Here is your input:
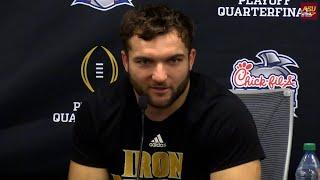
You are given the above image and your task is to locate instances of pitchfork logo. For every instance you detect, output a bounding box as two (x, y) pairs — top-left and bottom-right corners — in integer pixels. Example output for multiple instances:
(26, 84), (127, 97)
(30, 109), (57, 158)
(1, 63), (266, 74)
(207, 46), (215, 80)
(71, 0), (134, 11)
(230, 50), (300, 111)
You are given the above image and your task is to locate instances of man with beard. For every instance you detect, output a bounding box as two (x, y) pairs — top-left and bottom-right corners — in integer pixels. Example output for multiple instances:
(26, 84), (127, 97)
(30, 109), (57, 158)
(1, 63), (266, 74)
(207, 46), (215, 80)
(69, 4), (264, 180)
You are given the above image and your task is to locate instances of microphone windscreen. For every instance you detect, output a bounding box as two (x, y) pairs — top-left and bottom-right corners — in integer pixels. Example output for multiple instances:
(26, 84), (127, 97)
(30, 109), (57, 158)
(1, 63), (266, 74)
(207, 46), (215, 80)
(138, 96), (148, 110)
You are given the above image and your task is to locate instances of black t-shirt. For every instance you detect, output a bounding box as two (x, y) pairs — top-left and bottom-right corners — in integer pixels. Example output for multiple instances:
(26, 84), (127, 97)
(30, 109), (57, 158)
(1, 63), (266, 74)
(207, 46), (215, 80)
(71, 72), (265, 180)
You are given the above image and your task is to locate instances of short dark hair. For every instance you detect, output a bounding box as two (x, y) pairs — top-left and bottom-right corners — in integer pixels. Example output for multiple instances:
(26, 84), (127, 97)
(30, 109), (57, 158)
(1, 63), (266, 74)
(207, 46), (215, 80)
(120, 4), (194, 52)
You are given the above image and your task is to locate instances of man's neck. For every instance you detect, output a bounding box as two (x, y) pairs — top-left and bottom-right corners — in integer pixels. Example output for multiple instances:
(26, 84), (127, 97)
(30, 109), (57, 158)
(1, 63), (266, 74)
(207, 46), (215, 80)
(145, 81), (190, 122)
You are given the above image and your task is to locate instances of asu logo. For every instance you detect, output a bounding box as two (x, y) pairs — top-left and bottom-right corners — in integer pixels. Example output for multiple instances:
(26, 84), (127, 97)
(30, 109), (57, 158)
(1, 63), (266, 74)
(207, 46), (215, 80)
(230, 50), (300, 111)
(71, 0), (134, 11)
(81, 46), (119, 92)
(300, 2), (318, 20)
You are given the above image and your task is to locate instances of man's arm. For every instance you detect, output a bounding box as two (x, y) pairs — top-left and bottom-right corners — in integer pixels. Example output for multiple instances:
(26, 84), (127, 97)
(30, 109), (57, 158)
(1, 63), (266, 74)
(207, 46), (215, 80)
(68, 160), (109, 180)
(210, 160), (261, 180)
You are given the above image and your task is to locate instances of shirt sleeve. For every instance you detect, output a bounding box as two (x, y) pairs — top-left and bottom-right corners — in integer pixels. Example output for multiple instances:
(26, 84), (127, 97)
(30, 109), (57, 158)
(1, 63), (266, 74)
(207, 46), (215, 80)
(71, 100), (105, 168)
(207, 95), (265, 173)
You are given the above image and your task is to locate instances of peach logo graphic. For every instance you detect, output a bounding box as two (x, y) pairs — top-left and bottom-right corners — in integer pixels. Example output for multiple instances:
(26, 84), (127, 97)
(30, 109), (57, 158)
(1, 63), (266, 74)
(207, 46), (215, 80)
(230, 50), (299, 111)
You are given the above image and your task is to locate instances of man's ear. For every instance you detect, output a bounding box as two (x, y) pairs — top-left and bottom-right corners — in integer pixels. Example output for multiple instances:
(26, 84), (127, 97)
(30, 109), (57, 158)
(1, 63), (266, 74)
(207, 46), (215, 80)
(121, 50), (129, 72)
(188, 48), (196, 70)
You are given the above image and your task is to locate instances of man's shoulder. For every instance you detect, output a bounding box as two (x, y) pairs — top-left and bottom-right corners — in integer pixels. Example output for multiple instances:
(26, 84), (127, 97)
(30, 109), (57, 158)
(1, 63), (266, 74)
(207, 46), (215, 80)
(186, 72), (249, 122)
(85, 75), (131, 107)
(80, 76), (133, 126)
(189, 72), (234, 101)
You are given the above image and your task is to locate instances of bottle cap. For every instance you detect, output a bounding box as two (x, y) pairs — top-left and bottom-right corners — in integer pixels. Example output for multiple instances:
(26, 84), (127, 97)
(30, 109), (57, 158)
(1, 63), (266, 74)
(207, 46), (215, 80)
(304, 143), (316, 151)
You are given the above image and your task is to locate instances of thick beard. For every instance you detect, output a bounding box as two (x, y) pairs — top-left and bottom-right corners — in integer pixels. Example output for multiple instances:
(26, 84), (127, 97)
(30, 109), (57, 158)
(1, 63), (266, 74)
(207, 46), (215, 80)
(128, 71), (190, 109)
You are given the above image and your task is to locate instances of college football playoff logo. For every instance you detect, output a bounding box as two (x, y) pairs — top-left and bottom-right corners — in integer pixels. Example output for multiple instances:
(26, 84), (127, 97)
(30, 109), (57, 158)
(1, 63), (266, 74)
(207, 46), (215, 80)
(81, 46), (118, 92)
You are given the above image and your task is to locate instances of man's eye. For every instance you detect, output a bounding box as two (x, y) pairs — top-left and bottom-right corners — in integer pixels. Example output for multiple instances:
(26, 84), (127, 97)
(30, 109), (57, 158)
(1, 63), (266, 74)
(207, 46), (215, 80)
(168, 58), (182, 64)
(137, 59), (150, 65)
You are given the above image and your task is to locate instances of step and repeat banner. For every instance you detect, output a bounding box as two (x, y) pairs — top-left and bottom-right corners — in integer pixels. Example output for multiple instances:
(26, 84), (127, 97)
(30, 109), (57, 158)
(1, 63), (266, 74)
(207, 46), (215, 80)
(1, 0), (319, 179)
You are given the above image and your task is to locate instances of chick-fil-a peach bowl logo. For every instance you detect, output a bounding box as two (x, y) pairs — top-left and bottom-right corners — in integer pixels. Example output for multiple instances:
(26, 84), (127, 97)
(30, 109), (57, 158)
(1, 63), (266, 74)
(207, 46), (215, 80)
(230, 50), (299, 111)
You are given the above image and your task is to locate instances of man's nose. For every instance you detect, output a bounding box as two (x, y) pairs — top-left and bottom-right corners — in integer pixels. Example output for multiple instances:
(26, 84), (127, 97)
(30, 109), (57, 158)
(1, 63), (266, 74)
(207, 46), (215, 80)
(152, 63), (167, 82)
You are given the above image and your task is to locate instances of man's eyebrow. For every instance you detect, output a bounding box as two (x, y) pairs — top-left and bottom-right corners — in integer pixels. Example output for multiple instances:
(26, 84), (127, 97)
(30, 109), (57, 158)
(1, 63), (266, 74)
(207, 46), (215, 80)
(132, 54), (186, 61)
(133, 56), (152, 61)
(166, 54), (185, 59)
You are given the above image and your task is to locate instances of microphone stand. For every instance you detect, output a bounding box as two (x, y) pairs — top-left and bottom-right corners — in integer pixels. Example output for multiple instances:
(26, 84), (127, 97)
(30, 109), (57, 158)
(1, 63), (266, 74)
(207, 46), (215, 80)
(137, 96), (147, 180)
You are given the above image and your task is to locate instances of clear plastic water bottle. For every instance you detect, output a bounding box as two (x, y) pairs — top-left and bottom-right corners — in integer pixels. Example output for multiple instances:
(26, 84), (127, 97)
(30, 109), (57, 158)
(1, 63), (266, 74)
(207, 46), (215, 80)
(295, 143), (320, 180)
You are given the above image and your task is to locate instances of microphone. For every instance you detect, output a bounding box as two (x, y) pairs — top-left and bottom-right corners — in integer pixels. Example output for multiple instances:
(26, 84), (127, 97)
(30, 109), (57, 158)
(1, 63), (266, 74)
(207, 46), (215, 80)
(137, 96), (148, 180)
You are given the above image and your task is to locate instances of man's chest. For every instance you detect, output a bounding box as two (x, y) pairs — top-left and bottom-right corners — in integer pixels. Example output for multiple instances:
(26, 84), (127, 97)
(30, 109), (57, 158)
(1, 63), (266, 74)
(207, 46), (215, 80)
(102, 117), (194, 179)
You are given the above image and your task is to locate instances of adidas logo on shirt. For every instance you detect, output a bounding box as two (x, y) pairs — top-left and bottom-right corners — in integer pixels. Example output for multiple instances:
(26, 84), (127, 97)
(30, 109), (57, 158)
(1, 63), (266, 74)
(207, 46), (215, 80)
(149, 134), (167, 148)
